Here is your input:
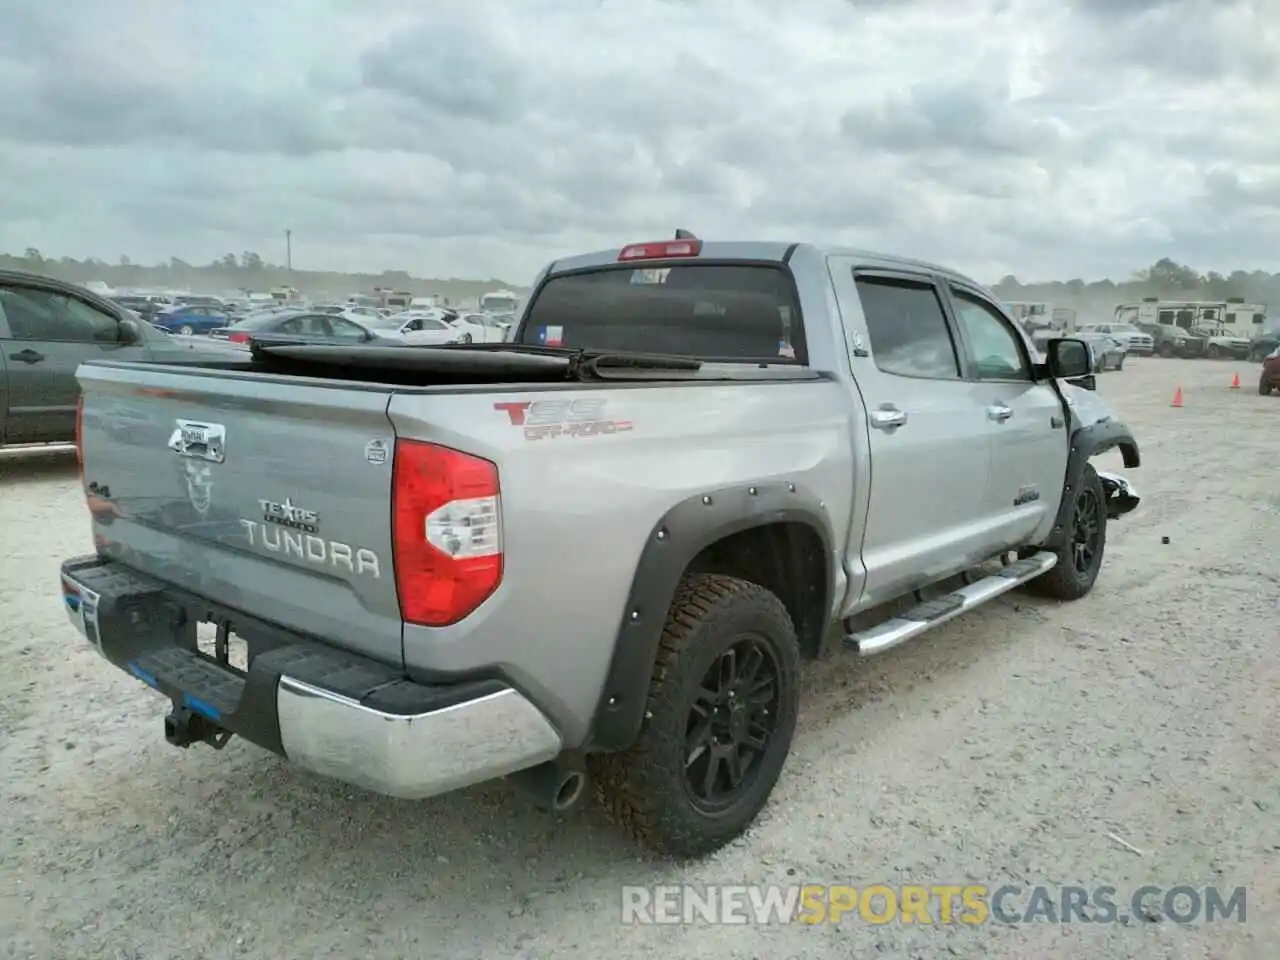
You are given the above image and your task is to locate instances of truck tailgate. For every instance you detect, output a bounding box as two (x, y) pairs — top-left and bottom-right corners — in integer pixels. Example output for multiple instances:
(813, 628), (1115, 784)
(77, 361), (404, 666)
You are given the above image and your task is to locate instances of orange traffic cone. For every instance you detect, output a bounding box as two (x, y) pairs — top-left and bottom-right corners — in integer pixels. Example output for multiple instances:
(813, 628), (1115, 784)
(1171, 386), (1183, 407)
(1230, 372), (1240, 389)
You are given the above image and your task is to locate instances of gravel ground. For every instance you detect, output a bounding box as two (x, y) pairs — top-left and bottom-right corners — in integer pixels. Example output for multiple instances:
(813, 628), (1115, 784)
(1, 357), (1276, 960)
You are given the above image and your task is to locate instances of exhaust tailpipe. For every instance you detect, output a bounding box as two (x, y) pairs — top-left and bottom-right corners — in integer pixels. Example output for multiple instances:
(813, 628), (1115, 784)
(510, 757), (588, 814)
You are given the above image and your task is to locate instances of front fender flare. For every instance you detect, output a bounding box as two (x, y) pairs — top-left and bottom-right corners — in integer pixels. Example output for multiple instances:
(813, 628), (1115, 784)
(584, 481), (835, 753)
(1046, 419), (1140, 548)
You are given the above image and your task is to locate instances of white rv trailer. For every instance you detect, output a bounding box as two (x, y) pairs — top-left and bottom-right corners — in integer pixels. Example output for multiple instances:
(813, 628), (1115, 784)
(1114, 298), (1268, 331)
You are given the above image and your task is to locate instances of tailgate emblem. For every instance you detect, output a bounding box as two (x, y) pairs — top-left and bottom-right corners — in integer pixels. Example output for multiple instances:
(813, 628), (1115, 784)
(182, 461), (213, 516)
(168, 420), (225, 463)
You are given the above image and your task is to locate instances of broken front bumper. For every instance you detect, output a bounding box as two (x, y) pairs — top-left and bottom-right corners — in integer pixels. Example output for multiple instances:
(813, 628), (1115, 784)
(1097, 471), (1140, 519)
(59, 555), (562, 800)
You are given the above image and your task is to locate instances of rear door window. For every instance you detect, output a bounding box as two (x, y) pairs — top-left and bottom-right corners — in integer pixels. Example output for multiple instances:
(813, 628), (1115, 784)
(855, 276), (961, 379)
(297, 314), (333, 336)
(0, 288), (120, 342)
(520, 264), (804, 362)
(327, 317), (367, 339)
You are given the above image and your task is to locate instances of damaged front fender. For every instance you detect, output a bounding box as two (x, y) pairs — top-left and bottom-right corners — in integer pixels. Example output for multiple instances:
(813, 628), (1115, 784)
(1044, 383), (1142, 548)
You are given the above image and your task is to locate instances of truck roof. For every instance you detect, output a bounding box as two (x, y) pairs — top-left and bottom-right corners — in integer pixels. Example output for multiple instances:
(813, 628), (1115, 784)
(544, 241), (979, 286)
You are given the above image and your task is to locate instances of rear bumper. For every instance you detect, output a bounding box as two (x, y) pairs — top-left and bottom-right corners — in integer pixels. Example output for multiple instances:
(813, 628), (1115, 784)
(59, 555), (562, 799)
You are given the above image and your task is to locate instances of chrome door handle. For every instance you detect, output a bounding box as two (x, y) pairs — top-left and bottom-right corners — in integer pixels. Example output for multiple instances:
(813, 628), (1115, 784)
(987, 404), (1014, 422)
(870, 406), (907, 431)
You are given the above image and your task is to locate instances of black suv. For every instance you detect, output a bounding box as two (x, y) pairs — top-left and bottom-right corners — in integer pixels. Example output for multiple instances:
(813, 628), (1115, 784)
(1137, 322), (1206, 358)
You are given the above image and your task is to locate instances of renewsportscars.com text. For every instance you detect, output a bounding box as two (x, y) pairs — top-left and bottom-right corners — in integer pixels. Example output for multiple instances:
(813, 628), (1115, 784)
(621, 884), (1247, 925)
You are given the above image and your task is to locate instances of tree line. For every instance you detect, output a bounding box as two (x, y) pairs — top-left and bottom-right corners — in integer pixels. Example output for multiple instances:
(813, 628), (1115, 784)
(0, 248), (529, 305)
(993, 257), (1278, 317)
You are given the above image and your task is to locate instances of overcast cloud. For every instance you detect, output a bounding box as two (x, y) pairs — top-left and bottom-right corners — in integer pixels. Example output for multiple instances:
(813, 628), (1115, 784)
(0, 0), (1277, 284)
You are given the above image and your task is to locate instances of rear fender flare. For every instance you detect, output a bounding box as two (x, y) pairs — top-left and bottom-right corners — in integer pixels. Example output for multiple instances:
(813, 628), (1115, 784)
(584, 481), (835, 752)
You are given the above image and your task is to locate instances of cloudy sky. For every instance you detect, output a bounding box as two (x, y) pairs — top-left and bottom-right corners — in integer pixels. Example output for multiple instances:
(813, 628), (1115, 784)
(0, 0), (1276, 285)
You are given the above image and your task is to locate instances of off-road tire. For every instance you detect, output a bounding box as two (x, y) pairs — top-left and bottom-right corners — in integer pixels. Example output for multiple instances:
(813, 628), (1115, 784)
(1260, 377), (1272, 396)
(1025, 463), (1107, 601)
(1207, 344), (1221, 359)
(1158, 342), (1173, 358)
(590, 573), (800, 859)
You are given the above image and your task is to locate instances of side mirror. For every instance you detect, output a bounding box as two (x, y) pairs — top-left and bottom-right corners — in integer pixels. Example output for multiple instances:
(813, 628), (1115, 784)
(118, 318), (142, 345)
(1046, 338), (1091, 379)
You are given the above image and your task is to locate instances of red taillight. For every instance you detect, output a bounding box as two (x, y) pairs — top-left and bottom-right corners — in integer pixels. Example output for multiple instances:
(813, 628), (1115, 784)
(391, 440), (502, 627)
(228, 332), (251, 344)
(75, 394), (85, 479)
(618, 239), (702, 261)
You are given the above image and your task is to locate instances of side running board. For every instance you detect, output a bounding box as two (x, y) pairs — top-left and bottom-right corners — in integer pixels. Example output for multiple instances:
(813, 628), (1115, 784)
(845, 551), (1058, 657)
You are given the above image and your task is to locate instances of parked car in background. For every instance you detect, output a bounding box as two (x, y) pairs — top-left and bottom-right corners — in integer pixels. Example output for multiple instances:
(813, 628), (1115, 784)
(209, 309), (403, 347)
(346, 303), (393, 320)
(1077, 322), (1153, 355)
(449, 312), (511, 343)
(1135, 322), (1206, 358)
(1259, 347), (1280, 395)
(152, 303), (234, 336)
(0, 270), (247, 447)
(312, 303), (387, 321)
(111, 295), (163, 323)
(1188, 325), (1251, 360)
(173, 295), (227, 311)
(1248, 321), (1280, 362)
(363, 313), (463, 345)
(486, 310), (518, 329)
(388, 306), (509, 343)
(1076, 332), (1127, 371)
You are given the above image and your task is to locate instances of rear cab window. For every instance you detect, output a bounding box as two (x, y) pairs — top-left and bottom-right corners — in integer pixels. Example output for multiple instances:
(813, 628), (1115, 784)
(519, 263), (806, 363)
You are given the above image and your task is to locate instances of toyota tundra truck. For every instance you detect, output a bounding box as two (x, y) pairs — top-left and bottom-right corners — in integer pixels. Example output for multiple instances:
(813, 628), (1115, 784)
(60, 237), (1142, 858)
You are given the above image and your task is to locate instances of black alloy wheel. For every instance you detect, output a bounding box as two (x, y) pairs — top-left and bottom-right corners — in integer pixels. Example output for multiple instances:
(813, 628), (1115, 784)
(1071, 483), (1103, 577)
(683, 637), (780, 811)
(1024, 463), (1108, 601)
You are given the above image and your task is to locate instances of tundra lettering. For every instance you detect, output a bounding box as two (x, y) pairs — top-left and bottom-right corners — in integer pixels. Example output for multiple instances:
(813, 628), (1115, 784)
(238, 519), (381, 578)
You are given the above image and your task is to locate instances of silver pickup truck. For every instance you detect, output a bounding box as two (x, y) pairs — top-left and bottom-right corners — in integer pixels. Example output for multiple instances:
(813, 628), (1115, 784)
(60, 237), (1141, 858)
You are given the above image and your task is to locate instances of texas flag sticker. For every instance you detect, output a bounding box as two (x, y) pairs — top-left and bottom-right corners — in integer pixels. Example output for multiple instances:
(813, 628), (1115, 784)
(539, 324), (564, 347)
